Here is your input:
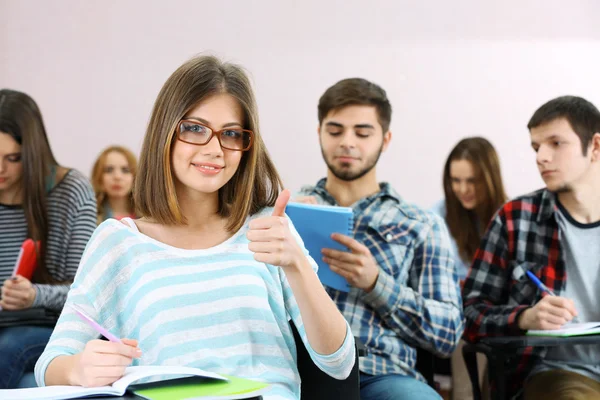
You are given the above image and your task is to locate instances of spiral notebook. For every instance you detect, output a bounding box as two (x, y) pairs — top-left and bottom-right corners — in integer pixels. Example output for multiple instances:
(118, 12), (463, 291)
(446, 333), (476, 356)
(285, 202), (354, 292)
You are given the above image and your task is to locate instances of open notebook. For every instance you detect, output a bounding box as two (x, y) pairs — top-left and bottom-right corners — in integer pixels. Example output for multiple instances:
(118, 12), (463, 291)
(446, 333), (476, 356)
(286, 202), (354, 292)
(1, 366), (269, 400)
(527, 322), (600, 337)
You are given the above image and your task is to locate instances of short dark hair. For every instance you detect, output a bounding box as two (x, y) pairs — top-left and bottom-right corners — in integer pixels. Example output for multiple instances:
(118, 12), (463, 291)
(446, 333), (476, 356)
(527, 95), (600, 155)
(318, 78), (392, 132)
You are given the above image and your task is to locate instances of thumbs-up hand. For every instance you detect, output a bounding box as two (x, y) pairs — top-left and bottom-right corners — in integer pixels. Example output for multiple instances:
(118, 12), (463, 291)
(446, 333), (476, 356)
(271, 189), (290, 217)
(247, 189), (305, 269)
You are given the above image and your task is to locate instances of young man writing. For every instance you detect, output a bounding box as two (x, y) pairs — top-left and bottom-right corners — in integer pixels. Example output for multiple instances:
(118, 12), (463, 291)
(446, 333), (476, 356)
(463, 96), (600, 399)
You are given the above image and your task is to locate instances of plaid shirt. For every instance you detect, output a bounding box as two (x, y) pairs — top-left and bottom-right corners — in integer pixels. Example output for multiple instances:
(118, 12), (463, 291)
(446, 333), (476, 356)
(299, 179), (463, 382)
(463, 188), (566, 399)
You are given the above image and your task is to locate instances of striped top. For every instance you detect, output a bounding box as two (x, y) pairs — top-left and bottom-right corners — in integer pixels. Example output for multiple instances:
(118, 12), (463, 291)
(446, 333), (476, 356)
(35, 209), (355, 399)
(0, 169), (97, 312)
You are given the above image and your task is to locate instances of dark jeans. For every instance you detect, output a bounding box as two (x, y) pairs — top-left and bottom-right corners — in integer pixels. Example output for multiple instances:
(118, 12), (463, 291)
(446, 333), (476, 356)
(0, 325), (53, 388)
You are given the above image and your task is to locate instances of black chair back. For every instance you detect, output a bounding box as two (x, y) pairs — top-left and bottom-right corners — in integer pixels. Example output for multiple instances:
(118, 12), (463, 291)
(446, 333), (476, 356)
(416, 348), (437, 387)
(290, 322), (360, 400)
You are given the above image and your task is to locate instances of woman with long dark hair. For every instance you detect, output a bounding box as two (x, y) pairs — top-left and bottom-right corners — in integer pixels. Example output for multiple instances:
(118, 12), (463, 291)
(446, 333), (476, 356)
(432, 136), (507, 400)
(432, 137), (508, 281)
(0, 89), (97, 388)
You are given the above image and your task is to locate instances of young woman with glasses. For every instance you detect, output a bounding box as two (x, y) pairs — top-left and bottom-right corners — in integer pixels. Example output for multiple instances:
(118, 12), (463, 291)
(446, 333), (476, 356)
(36, 55), (355, 399)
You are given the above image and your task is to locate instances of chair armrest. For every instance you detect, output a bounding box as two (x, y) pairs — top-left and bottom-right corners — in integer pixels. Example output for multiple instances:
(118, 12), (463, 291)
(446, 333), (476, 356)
(481, 334), (600, 348)
(355, 337), (368, 357)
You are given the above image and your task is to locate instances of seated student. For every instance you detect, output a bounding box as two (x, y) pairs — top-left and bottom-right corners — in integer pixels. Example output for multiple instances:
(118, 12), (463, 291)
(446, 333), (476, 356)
(34, 55), (355, 399)
(296, 78), (463, 400)
(431, 136), (507, 400)
(91, 146), (137, 223)
(431, 137), (508, 282)
(462, 96), (600, 400)
(0, 89), (97, 388)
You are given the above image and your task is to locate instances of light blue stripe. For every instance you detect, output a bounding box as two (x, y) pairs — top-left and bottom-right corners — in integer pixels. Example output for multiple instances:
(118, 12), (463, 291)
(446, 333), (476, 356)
(125, 291), (278, 339)
(140, 309), (283, 346)
(156, 338), (296, 368)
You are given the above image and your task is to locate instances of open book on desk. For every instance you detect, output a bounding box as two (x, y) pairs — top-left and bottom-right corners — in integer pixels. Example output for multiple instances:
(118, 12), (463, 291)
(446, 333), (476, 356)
(1, 366), (269, 400)
(285, 202), (354, 292)
(527, 322), (600, 337)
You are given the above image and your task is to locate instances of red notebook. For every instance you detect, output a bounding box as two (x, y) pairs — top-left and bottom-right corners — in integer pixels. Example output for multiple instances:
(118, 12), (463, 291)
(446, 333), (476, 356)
(12, 239), (39, 280)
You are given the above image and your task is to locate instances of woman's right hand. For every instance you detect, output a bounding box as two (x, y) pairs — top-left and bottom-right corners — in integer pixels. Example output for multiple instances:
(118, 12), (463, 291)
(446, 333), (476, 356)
(71, 338), (142, 387)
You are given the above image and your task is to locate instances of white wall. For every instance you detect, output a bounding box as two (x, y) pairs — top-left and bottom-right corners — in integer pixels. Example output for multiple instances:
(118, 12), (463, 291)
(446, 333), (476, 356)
(1, 0), (600, 207)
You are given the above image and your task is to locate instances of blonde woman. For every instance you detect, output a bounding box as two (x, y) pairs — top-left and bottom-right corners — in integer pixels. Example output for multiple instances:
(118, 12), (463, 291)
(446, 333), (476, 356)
(91, 146), (137, 223)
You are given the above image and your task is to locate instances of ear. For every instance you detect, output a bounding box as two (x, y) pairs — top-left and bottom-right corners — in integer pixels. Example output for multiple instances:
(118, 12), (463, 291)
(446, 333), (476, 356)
(382, 131), (392, 152)
(317, 124), (321, 137)
(591, 132), (600, 162)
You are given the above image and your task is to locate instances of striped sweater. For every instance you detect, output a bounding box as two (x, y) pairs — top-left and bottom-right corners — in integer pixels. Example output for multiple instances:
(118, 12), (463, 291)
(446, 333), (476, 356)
(0, 169), (97, 313)
(35, 209), (355, 399)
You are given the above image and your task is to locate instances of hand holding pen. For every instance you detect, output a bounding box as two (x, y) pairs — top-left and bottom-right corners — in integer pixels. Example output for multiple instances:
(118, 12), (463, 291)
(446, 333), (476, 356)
(518, 271), (580, 331)
(69, 304), (142, 387)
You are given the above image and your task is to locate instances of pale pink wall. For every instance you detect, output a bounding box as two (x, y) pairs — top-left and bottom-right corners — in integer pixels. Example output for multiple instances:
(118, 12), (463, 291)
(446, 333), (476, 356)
(1, 0), (599, 206)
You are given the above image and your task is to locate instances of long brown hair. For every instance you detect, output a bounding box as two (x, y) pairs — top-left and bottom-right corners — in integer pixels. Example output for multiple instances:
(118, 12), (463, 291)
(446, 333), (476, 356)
(134, 55), (282, 232)
(443, 137), (507, 262)
(91, 146), (137, 224)
(0, 89), (58, 283)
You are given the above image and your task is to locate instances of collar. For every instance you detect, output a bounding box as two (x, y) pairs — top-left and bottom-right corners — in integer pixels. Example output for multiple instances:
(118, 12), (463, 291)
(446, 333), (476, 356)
(313, 178), (402, 206)
(536, 189), (558, 223)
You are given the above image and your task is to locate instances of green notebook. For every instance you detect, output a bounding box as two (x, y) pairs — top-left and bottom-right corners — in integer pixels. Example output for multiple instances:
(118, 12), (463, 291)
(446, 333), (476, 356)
(527, 322), (600, 337)
(133, 374), (270, 400)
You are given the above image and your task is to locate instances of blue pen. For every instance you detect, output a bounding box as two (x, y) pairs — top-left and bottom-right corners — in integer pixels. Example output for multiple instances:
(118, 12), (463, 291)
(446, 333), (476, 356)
(526, 270), (579, 323)
(526, 270), (556, 296)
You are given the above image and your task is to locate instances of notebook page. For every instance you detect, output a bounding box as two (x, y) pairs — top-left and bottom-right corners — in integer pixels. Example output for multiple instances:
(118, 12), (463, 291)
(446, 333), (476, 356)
(0, 385), (116, 400)
(0, 366), (227, 400)
(528, 322), (600, 336)
(112, 366), (227, 393)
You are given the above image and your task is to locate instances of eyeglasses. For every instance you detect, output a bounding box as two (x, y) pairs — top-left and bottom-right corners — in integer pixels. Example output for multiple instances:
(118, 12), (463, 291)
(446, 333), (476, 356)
(176, 120), (253, 151)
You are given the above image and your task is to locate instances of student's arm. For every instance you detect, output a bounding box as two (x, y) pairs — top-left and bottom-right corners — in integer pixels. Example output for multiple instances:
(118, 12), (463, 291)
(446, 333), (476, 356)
(35, 222), (139, 387)
(247, 191), (355, 379)
(462, 208), (528, 341)
(279, 258), (356, 380)
(360, 215), (464, 357)
(31, 184), (97, 312)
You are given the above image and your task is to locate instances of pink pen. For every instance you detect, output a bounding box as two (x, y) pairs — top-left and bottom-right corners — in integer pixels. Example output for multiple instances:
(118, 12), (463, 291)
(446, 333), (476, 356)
(69, 304), (123, 343)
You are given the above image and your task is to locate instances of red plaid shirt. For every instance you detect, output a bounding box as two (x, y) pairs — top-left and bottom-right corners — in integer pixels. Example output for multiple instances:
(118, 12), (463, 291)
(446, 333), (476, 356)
(463, 188), (566, 399)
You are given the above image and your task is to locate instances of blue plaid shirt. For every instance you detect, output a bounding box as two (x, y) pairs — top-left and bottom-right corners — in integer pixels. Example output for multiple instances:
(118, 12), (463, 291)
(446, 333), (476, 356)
(299, 179), (463, 381)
